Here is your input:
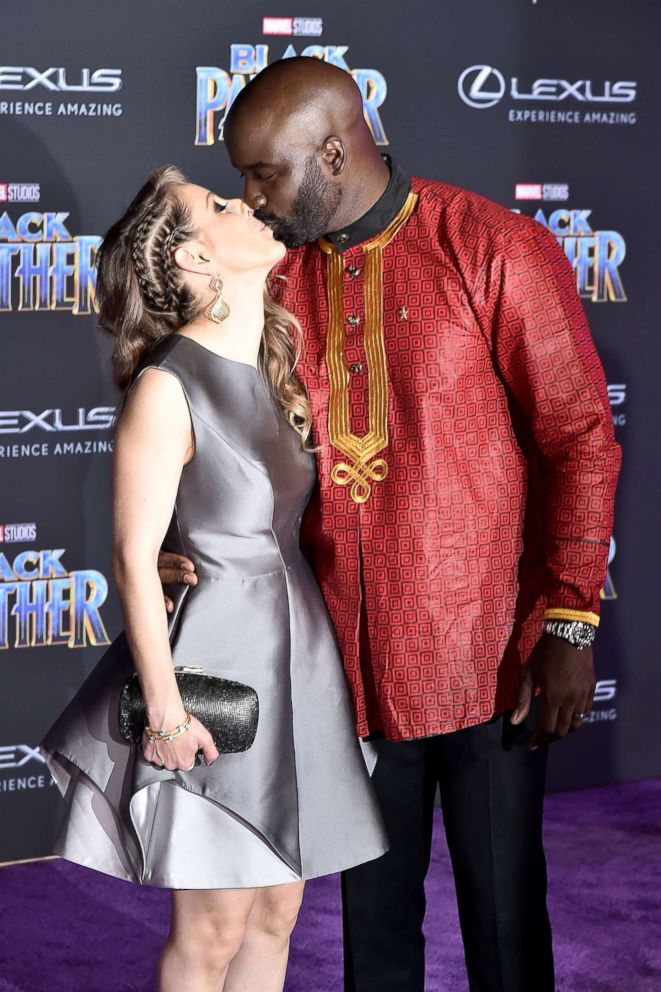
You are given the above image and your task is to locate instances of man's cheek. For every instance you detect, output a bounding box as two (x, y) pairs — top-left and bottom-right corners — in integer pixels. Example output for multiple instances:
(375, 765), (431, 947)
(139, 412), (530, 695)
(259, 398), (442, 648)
(271, 185), (297, 213)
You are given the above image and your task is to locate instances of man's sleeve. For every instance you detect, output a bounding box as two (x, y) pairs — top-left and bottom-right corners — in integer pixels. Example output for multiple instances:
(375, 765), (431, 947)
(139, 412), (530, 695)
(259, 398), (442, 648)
(488, 215), (621, 623)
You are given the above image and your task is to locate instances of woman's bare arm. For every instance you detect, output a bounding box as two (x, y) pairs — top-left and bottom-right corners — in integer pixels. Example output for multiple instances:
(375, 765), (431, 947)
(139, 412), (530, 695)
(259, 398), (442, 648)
(113, 367), (218, 769)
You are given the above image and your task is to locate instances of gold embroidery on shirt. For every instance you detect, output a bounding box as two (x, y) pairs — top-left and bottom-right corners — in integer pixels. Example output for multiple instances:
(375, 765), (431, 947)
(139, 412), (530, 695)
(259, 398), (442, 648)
(319, 191), (419, 504)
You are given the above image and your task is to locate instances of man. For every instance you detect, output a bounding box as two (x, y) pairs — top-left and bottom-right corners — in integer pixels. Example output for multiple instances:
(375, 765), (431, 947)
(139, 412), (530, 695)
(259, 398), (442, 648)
(159, 57), (620, 991)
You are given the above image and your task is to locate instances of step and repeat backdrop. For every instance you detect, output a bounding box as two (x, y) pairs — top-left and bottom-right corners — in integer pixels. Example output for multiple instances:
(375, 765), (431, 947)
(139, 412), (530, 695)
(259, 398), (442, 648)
(1, 0), (659, 862)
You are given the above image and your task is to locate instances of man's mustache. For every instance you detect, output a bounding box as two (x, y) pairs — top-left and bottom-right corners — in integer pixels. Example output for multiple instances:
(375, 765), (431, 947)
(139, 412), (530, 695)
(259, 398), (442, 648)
(253, 207), (306, 248)
(253, 208), (300, 247)
(253, 208), (282, 227)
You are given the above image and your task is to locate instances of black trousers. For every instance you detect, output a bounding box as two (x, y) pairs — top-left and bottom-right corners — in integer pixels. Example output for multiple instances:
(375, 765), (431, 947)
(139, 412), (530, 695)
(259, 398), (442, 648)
(341, 713), (554, 992)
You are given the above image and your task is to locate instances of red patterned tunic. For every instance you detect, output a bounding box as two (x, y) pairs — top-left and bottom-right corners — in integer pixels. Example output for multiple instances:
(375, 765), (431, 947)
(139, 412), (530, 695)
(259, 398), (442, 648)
(273, 173), (621, 741)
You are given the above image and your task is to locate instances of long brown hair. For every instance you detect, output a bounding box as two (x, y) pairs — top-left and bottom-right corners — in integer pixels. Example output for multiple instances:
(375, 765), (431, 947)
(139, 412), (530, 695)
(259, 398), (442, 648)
(95, 165), (313, 447)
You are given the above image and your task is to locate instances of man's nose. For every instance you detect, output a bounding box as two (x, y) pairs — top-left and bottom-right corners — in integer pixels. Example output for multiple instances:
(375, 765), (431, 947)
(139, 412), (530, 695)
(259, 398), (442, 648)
(250, 192), (267, 211)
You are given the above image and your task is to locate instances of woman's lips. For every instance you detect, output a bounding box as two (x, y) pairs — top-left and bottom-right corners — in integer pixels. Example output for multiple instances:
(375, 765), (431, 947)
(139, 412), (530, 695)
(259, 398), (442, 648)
(250, 214), (275, 236)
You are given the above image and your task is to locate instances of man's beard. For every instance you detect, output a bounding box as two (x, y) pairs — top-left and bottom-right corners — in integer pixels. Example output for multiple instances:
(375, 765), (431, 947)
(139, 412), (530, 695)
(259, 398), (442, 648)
(254, 155), (342, 249)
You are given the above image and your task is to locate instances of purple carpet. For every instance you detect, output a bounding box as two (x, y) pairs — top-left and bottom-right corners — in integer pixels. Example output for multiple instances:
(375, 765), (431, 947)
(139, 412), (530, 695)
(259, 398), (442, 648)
(1, 780), (659, 991)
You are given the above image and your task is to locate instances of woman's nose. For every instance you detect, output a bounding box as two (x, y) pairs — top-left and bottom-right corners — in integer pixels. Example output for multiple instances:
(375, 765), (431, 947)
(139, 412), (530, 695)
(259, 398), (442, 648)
(225, 197), (246, 215)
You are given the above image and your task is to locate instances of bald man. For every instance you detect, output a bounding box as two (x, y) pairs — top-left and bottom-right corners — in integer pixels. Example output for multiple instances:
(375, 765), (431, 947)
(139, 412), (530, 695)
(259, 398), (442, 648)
(159, 58), (620, 992)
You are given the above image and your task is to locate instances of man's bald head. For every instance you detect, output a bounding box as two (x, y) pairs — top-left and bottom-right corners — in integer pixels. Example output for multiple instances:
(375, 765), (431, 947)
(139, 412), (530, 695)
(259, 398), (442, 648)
(224, 57), (388, 248)
(225, 56), (366, 148)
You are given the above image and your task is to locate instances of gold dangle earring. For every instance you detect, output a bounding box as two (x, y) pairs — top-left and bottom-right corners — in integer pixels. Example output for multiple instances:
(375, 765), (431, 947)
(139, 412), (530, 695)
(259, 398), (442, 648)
(205, 273), (230, 323)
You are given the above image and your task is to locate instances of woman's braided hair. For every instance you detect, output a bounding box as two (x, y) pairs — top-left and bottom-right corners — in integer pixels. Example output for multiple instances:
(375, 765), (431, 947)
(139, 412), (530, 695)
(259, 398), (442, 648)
(95, 165), (313, 448)
(96, 166), (197, 389)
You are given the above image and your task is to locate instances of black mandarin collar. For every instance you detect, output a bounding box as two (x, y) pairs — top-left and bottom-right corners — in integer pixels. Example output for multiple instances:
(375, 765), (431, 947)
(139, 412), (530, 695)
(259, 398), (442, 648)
(322, 156), (412, 252)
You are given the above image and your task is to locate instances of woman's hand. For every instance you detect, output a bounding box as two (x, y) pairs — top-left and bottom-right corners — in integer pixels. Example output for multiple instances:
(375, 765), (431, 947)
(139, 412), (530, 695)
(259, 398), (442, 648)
(142, 712), (220, 771)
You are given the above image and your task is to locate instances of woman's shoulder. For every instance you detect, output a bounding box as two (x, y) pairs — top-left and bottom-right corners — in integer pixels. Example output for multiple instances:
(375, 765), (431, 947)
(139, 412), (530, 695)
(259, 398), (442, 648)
(120, 334), (193, 417)
(114, 361), (193, 468)
(129, 334), (198, 396)
(134, 332), (187, 377)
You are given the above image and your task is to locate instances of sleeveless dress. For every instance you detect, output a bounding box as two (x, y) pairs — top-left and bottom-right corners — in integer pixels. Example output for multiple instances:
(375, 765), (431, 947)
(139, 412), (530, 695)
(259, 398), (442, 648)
(41, 334), (388, 888)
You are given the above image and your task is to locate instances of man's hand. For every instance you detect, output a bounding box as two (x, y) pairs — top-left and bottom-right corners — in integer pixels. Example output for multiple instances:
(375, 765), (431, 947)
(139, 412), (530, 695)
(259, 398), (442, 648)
(157, 550), (198, 613)
(511, 634), (596, 749)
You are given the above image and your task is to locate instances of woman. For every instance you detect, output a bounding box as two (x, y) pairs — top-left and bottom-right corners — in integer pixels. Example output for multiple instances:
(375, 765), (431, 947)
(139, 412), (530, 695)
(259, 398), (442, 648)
(41, 165), (388, 992)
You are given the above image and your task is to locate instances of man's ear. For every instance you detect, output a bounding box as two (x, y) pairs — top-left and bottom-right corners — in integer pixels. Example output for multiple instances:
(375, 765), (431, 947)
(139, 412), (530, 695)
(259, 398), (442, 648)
(173, 241), (213, 277)
(321, 136), (346, 176)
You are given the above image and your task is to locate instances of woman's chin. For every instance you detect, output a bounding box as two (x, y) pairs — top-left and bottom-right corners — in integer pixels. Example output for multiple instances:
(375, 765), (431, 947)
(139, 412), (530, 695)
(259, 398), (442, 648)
(271, 239), (287, 263)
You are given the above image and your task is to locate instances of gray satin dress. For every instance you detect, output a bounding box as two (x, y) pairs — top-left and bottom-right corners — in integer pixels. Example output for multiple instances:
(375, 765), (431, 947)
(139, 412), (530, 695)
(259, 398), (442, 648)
(41, 334), (388, 888)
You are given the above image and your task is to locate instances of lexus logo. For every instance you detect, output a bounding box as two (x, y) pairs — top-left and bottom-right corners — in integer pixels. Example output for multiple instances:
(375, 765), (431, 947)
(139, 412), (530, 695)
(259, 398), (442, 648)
(457, 65), (506, 108)
(0, 744), (46, 769)
(458, 66), (636, 110)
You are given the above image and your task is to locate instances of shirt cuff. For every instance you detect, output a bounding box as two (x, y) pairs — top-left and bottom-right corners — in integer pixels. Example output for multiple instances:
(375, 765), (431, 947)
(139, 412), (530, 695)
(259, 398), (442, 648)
(543, 607), (600, 627)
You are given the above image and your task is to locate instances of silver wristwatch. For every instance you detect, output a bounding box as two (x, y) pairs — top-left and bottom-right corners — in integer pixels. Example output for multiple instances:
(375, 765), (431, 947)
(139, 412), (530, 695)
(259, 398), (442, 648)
(543, 619), (596, 650)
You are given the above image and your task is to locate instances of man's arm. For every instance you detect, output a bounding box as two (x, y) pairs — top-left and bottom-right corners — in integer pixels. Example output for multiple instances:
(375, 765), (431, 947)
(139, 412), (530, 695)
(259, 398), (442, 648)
(482, 213), (621, 746)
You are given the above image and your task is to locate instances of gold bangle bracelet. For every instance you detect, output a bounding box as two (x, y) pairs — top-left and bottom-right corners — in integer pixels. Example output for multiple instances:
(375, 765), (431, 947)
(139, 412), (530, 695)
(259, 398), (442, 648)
(145, 712), (192, 743)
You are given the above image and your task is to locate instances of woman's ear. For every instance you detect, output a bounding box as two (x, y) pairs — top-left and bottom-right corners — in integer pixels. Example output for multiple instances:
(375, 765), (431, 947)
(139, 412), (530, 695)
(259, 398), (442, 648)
(173, 241), (213, 277)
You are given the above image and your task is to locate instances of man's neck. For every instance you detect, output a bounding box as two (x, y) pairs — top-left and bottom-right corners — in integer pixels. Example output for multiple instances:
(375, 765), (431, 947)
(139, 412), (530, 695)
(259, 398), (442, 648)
(321, 156), (412, 252)
(329, 154), (390, 232)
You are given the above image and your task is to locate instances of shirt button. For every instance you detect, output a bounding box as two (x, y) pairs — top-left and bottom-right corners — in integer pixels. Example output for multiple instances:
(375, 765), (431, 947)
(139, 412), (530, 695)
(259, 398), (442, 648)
(347, 315), (359, 326)
(350, 363), (364, 374)
(347, 265), (360, 278)
(337, 232), (349, 244)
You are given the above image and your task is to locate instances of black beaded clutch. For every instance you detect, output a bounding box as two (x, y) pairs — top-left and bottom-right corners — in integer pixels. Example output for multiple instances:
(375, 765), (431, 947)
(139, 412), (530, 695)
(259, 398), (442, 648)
(117, 582), (258, 753)
(118, 668), (259, 752)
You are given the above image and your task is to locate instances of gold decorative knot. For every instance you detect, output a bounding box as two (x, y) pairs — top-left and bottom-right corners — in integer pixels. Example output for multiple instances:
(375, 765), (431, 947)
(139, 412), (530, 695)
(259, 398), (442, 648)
(318, 190), (419, 506)
(331, 457), (389, 504)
